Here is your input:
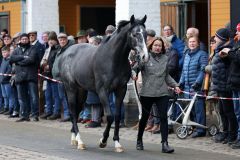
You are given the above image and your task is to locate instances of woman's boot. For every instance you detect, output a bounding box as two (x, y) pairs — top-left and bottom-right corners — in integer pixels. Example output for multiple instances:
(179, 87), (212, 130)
(162, 141), (174, 153)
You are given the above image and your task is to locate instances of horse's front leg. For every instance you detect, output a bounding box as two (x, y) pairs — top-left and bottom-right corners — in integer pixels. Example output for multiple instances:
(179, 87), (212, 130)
(97, 89), (113, 149)
(112, 86), (127, 152)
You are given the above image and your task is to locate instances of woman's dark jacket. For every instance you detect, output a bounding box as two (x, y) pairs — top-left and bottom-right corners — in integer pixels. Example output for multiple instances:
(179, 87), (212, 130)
(166, 47), (179, 81)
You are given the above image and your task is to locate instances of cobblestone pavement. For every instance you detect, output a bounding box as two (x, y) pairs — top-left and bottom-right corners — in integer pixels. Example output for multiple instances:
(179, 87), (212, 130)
(0, 145), (67, 160)
(0, 115), (239, 158)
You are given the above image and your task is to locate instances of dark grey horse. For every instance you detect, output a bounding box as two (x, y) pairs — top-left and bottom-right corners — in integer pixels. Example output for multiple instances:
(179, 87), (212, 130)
(59, 15), (149, 152)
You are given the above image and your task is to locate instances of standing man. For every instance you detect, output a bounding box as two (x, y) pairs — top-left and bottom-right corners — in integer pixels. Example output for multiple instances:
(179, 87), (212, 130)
(28, 31), (45, 116)
(10, 33), (39, 122)
(52, 33), (74, 122)
(28, 31), (45, 64)
(219, 23), (240, 149)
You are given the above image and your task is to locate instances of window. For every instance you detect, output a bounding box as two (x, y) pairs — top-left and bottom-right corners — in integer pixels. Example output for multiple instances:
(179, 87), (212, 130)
(0, 12), (9, 33)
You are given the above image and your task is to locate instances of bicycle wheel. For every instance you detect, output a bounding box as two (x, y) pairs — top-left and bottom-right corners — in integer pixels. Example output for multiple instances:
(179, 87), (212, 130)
(208, 124), (218, 136)
(176, 126), (188, 139)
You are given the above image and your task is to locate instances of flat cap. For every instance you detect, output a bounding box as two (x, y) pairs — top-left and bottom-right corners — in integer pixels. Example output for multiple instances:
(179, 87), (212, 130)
(57, 33), (68, 38)
(28, 30), (37, 35)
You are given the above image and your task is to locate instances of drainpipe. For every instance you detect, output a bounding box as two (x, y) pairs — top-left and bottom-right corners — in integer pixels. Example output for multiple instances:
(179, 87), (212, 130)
(207, 0), (210, 53)
(21, 0), (26, 33)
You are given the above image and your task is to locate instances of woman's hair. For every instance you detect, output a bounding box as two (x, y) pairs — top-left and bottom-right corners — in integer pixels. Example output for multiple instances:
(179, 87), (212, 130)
(160, 36), (172, 48)
(148, 37), (166, 54)
(187, 36), (200, 45)
(163, 24), (174, 32)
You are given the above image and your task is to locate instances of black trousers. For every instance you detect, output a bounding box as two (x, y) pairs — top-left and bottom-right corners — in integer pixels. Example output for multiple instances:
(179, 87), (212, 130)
(218, 91), (238, 139)
(137, 96), (169, 143)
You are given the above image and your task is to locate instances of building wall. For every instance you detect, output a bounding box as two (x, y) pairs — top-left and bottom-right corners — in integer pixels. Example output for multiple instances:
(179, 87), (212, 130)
(116, 0), (161, 36)
(26, 0), (59, 34)
(59, 0), (115, 36)
(0, 1), (21, 36)
(210, 0), (230, 36)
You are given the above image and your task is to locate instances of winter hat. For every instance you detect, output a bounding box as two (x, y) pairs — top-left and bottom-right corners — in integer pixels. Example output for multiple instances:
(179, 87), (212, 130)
(20, 33), (29, 39)
(236, 23), (240, 32)
(215, 28), (230, 41)
(48, 31), (58, 41)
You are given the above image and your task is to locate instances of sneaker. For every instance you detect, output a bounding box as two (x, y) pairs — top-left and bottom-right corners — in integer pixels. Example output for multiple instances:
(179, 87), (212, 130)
(85, 121), (101, 128)
(32, 117), (39, 122)
(47, 114), (61, 120)
(16, 117), (30, 122)
(40, 113), (52, 119)
(9, 113), (19, 118)
(231, 140), (240, 149)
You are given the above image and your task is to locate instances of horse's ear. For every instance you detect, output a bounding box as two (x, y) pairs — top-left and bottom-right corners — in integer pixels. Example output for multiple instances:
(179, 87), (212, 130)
(130, 15), (135, 24)
(140, 15), (147, 24)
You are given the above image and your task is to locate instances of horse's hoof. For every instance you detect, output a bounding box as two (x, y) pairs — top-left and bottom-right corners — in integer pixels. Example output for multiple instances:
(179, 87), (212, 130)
(71, 140), (78, 146)
(78, 144), (86, 150)
(115, 147), (124, 153)
(99, 141), (107, 148)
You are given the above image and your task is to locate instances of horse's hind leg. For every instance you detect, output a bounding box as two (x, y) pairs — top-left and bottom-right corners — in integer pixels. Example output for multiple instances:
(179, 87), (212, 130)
(65, 86), (86, 150)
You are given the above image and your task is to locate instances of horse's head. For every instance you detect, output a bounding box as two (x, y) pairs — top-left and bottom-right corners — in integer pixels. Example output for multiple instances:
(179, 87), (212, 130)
(128, 15), (149, 63)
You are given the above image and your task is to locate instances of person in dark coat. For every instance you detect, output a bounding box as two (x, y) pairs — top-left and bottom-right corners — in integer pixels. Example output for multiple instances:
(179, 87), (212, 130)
(9, 33), (39, 122)
(211, 28), (238, 144)
(218, 24), (240, 149)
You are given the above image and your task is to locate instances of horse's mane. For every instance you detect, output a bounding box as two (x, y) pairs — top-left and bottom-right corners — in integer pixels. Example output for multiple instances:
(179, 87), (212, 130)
(102, 17), (146, 44)
(117, 20), (130, 33)
(117, 19), (146, 33)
